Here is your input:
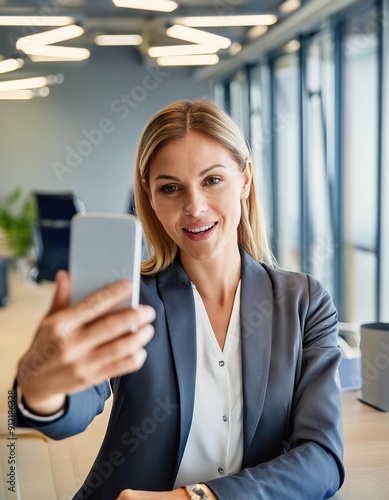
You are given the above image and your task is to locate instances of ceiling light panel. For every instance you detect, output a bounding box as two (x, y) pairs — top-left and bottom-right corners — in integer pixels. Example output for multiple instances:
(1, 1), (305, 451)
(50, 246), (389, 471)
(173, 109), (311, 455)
(178, 15), (278, 27)
(112, 0), (178, 12)
(167, 25), (231, 49)
(95, 34), (143, 46)
(280, 0), (302, 14)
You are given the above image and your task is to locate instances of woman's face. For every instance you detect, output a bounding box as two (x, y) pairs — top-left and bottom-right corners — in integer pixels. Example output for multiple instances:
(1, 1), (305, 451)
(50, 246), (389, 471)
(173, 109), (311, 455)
(146, 131), (251, 263)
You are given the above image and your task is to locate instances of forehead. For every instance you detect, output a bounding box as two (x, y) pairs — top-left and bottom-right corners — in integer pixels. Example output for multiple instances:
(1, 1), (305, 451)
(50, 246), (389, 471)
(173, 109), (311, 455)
(149, 132), (236, 175)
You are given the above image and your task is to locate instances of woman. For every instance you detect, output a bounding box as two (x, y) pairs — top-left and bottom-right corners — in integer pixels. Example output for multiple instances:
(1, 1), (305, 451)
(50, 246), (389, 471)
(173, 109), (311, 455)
(16, 100), (344, 500)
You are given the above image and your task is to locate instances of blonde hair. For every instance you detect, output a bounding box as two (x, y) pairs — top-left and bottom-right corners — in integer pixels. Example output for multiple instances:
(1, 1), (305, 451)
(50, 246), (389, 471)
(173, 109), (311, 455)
(134, 99), (275, 275)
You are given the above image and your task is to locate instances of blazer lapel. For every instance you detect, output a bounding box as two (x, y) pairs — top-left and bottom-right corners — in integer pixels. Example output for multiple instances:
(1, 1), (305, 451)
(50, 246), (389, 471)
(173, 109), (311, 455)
(157, 259), (197, 475)
(240, 250), (274, 455)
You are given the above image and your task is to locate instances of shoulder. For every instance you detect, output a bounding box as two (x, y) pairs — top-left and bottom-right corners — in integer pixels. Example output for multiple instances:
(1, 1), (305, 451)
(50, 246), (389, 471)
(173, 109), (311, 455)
(242, 250), (335, 317)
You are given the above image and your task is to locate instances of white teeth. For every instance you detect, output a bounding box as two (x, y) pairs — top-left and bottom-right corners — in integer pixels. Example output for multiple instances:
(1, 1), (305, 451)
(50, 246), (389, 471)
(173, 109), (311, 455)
(186, 223), (215, 233)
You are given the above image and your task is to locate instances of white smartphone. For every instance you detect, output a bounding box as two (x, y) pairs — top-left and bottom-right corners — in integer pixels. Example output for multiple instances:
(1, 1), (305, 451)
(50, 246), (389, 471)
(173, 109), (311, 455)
(69, 213), (142, 308)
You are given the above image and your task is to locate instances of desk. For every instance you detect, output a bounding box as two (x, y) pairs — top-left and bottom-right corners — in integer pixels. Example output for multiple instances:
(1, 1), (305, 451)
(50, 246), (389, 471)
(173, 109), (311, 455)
(333, 391), (389, 499)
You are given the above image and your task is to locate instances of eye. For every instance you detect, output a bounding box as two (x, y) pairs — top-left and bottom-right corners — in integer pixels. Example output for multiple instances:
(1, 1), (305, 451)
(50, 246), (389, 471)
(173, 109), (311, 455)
(160, 184), (179, 194)
(205, 176), (221, 185)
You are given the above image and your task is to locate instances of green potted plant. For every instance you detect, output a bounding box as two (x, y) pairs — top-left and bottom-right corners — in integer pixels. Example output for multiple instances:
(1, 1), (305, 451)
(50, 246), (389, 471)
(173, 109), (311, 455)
(0, 188), (36, 258)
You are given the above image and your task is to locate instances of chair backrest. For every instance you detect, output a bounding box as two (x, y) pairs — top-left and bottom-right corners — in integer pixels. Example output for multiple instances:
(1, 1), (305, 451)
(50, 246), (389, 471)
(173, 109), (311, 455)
(31, 192), (85, 282)
(34, 192), (84, 224)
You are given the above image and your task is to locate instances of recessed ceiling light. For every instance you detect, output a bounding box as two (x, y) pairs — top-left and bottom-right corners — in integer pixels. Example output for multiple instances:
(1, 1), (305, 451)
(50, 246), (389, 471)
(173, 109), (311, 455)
(156, 54), (219, 66)
(247, 25), (268, 40)
(112, 0), (178, 12)
(284, 39), (301, 53)
(279, 0), (301, 14)
(95, 34), (143, 46)
(229, 42), (242, 56)
(148, 44), (219, 57)
(177, 15), (278, 27)
(167, 25), (231, 49)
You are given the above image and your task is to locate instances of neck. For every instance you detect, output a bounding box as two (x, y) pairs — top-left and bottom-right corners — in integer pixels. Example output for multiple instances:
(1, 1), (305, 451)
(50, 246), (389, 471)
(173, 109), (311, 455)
(180, 246), (241, 304)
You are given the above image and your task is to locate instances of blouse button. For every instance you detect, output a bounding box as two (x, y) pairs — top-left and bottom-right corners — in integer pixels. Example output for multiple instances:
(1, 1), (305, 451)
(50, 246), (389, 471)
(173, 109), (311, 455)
(219, 361), (225, 367)
(218, 467), (224, 475)
(222, 415), (228, 422)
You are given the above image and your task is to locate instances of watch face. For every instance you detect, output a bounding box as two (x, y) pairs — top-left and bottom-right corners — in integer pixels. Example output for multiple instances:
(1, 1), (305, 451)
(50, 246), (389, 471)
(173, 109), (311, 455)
(192, 486), (207, 499)
(189, 484), (209, 500)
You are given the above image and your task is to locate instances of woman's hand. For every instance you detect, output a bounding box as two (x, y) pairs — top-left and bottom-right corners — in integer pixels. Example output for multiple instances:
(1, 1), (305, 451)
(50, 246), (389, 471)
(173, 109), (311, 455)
(116, 486), (216, 500)
(17, 270), (155, 416)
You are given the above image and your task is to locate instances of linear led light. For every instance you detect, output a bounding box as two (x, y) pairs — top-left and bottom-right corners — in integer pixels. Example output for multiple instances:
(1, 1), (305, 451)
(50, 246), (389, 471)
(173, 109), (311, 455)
(284, 39), (301, 53)
(16, 25), (84, 49)
(156, 54), (219, 66)
(247, 25), (268, 40)
(0, 58), (24, 74)
(148, 44), (219, 57)
(23, 46), (90, 61)
(95, 34), (143, 46)
(0, 16), (74, 26)
(166, 25), (231, 49)
(178, 15), (278, 27)
(0, 90), (34, 100)
(279, 0), (301, 14)
(28, 55), (84, 62)
(0, 76), (48, 91)
(229, 42), (242, 56)
(112, 0), (178, 12)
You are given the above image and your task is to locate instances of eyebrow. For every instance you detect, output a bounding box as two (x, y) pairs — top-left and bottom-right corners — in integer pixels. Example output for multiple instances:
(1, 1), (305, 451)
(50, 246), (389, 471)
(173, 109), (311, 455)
(153, 164), (227, 182)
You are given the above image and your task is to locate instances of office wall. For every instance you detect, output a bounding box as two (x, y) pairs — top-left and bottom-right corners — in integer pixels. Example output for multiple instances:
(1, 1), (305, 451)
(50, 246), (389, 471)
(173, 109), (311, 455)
(0, 47), (209, 212)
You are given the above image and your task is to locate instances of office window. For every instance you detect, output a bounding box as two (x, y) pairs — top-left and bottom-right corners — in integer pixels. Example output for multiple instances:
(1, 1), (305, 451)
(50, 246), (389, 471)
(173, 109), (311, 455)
(229, 70), (250, 139)
(274, 53), (300, 271)
(343, 4), (379, 322)
(304, 31), (336, 295)
(213, 82), (226, 110)
(249, 64), (273, 229)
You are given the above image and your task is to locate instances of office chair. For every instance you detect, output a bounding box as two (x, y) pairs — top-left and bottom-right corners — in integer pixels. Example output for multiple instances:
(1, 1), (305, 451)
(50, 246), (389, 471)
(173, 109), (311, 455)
(31, 192), (85, 283)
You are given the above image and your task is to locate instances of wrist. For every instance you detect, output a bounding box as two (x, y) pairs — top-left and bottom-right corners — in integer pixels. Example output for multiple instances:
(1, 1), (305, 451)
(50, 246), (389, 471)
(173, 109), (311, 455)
(19, 389), (66, 417)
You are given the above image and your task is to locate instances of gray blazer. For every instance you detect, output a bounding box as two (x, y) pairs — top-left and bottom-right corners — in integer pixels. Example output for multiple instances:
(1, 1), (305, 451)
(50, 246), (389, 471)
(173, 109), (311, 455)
(16, 249), (344, 499)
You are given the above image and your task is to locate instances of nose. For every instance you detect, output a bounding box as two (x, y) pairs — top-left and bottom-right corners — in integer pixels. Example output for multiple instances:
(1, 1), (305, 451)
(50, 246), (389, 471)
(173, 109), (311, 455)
(183, 188), (207, 217)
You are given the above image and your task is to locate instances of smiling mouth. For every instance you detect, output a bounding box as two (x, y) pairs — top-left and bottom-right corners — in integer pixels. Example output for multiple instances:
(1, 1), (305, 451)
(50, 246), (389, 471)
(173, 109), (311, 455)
(183, 223), (216, 234)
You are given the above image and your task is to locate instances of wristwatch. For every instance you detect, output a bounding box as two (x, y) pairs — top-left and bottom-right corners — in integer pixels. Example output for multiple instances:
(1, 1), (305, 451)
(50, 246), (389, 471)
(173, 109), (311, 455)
(185, 484), (209, 499)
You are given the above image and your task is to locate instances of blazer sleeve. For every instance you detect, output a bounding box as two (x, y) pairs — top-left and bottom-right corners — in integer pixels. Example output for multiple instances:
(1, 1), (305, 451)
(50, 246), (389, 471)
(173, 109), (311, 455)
(206, 274), (345, 500)
(15, 381), (110, 440)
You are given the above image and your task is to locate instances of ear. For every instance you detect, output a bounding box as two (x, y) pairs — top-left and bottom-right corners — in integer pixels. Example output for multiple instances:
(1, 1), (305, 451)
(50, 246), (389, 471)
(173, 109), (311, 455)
(142, 178), (156, 211)
(241, 159), (253, 199)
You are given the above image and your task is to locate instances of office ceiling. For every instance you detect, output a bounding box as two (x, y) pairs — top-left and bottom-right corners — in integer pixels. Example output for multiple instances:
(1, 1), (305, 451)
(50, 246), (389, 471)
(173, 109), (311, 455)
(0, 0), (297, 76)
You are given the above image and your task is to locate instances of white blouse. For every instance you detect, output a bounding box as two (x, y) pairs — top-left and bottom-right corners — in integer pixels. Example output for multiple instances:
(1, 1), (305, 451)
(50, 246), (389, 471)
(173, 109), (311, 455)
(174, 281), (244, 488)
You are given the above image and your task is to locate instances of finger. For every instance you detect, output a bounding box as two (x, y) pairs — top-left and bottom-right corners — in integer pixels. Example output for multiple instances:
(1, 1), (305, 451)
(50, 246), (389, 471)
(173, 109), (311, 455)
(102, 349), (148, 380)
(51, 280), (134, 335)
(87, 324), (154, 368)
(69, 305), (156, 356)
(48, 271), (71, 315)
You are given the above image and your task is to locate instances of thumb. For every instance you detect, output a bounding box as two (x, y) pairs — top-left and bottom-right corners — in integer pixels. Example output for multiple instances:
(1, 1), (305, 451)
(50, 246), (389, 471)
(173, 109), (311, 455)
(48, 270), (71, 314)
